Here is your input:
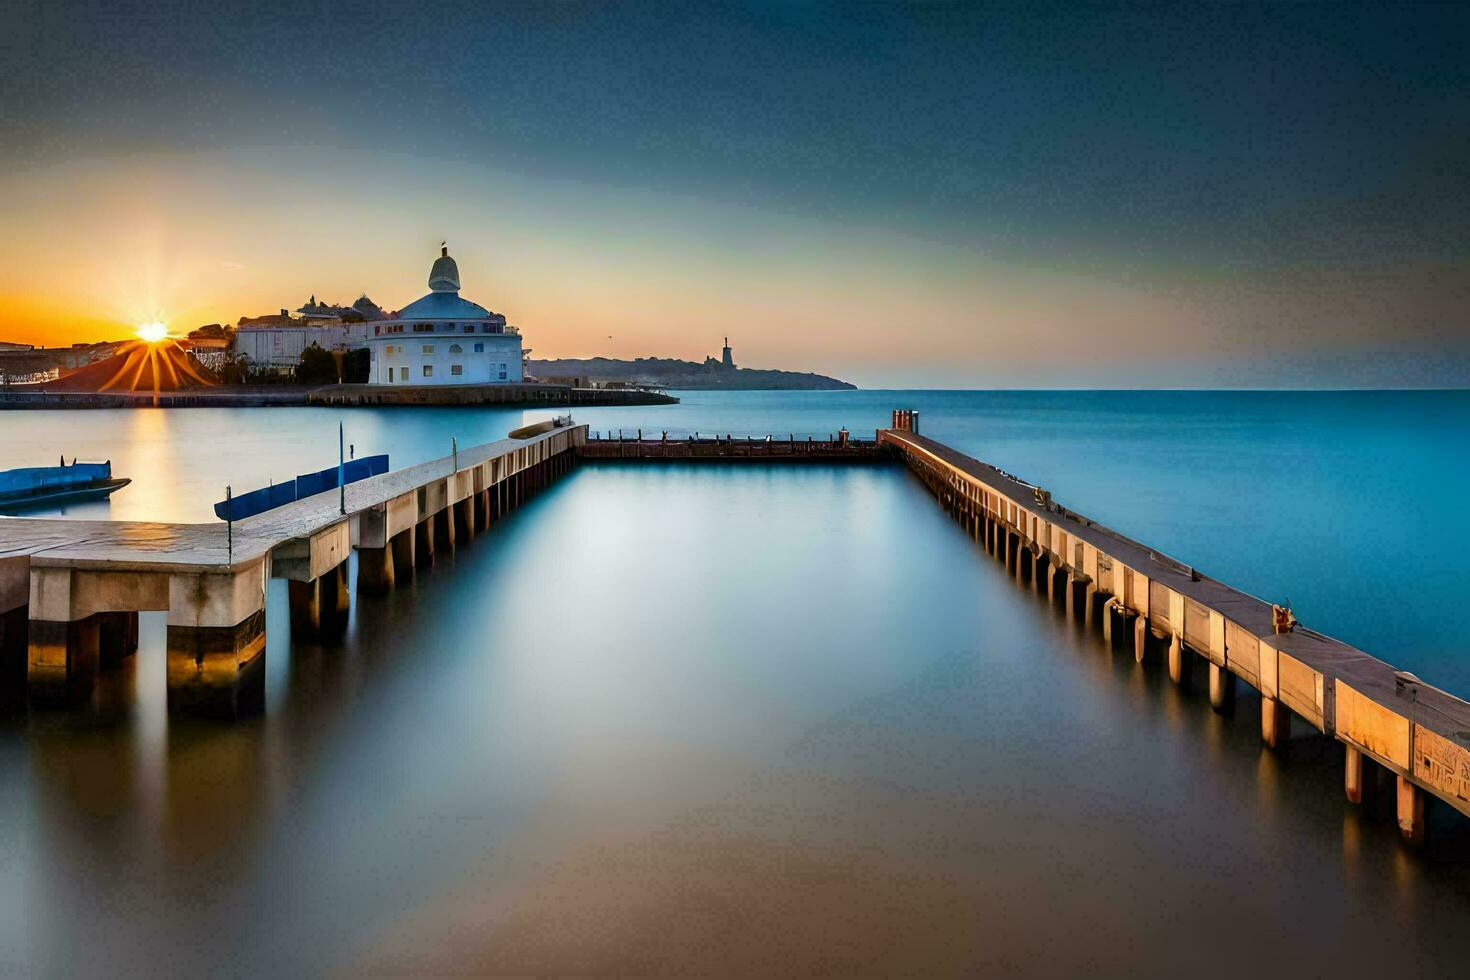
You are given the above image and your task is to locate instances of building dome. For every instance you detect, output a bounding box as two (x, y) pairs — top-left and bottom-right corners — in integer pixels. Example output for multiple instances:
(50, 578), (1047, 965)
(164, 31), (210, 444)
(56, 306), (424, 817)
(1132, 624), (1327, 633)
(428, 244), (461, 293)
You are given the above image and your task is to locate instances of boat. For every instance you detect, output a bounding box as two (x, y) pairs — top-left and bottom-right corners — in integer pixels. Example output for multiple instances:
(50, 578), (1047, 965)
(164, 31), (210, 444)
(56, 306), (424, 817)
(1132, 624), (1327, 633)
(0, 460), (130, 512)
(213, 453), (389, 521)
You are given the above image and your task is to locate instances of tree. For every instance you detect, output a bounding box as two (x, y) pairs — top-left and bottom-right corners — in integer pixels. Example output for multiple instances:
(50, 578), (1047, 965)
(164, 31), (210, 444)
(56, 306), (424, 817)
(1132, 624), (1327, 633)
(342, 347), (371, 383)
(296, 343), (339, 385)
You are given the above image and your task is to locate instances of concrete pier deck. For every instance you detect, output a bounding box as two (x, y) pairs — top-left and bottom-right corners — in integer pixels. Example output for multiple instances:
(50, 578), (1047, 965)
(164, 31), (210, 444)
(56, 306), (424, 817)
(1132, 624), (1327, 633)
(878, 424), (1470, 839)
(0, 424), (586, 713)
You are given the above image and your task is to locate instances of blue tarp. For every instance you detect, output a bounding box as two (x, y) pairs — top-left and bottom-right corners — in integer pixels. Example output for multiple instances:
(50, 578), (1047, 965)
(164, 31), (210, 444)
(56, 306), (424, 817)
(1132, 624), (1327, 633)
(0, 462), (111, 496)
(213, 454), (389, 521)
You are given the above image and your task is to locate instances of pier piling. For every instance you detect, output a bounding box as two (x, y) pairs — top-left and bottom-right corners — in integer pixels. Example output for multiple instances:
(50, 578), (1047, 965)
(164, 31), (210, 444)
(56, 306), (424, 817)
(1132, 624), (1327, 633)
(1208, 661), (1234, 714)
(1167, 630), (1184, 678)
(1397, 776), (1426, 843)
(1261, 696), (1291, 749)
(1344, 745), (1366, 804)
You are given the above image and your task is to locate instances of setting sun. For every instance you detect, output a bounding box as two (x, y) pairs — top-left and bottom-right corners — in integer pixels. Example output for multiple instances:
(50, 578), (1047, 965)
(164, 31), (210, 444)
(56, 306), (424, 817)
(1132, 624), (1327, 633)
(135, 321), (168, 343)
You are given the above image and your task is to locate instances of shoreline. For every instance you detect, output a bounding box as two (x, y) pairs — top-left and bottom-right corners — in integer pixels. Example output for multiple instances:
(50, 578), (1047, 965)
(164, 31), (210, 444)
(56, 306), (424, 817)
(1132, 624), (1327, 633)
(0, 382), (678, 409)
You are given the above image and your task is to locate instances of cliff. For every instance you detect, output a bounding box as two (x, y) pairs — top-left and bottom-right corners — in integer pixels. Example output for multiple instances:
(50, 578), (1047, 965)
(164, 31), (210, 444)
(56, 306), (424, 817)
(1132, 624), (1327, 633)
(529, 356), (855, 390)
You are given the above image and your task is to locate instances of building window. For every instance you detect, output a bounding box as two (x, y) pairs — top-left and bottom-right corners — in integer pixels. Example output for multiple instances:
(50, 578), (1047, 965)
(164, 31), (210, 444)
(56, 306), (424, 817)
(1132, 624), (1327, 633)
(399, 366), (408, 380)
(464, 324), (474, 333)
(473, 342), (483, 352)
(422, 344), (435, 354)
(499, 370), (507, 380)
(423, 365), (433, 378)
(448, 344), (463, 353)
(450, 364), (463, 376)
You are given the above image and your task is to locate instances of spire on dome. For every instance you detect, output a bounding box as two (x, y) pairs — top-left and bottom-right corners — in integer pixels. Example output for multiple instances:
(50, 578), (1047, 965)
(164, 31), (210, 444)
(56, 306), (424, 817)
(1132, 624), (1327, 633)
(428, 243), (461, 293)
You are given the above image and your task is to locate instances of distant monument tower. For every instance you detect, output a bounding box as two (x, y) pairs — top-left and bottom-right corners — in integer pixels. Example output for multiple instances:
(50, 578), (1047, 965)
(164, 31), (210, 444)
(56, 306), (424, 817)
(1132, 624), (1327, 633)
(721, 336), (735, 369)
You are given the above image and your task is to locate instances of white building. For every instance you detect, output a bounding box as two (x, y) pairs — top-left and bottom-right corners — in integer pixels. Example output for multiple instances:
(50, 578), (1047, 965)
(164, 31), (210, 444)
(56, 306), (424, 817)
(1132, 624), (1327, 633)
(367, 246), (523, 385)
(235, 316), (374, 370)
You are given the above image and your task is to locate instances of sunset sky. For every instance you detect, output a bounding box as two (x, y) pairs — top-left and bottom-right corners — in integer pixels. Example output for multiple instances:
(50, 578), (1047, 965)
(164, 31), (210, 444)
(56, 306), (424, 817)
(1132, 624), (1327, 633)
(1, 2), (1466, 387)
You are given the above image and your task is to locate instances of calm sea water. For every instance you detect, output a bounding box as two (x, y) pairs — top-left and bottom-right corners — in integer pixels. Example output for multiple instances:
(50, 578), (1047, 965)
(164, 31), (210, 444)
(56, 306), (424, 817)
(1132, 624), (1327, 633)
(1, 391), (1468, 975)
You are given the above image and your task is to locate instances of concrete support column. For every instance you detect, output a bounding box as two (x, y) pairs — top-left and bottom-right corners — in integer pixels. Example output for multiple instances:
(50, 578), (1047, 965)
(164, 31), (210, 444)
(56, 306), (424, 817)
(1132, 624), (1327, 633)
(1135, 616), (1150, 665)
(1396, 775), (1425, 844)
(1102, 599), (1117, 645)
(167, 609), (265, 717)
(391, 525), (416, 579)
(415, 517), (436, 568)
(1083, 584), (1101, 627)
(165, 564), (267, 717)
(357, 545), (395, 595)
(97, 610), (139, 666)
(475, 489), (490, 532)
(1164, 631), (1187, 687)
(322, 562), (349, 628)
(1209, 662), (1235, 714)
(28, 616), (100, 706)
(289, 562), (348, 639)
(1261, 696), (1290, 749)
(434, 507), (456, 554)
(455, 497), (474, 540)
(0, 604), (25, 699)
(289, 578), (322, 636)
(1344, 745), (1366, 804)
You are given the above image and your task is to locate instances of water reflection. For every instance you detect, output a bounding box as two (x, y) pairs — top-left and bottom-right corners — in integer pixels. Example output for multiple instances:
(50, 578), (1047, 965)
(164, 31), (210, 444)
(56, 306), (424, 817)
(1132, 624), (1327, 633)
(0, 463), (1467, 975)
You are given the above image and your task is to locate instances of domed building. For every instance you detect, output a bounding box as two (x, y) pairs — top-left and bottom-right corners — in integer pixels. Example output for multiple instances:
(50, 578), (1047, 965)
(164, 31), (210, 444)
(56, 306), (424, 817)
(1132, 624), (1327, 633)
(366, 246), (523, 385)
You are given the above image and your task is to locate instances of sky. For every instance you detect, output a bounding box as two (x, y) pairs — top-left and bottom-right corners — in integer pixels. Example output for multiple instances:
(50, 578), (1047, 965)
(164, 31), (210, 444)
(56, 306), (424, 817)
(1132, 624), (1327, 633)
(0, 1), (1466, 387)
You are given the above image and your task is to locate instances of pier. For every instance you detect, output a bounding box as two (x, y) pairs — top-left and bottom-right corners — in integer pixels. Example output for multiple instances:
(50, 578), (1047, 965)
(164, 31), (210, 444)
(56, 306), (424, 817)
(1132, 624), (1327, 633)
(876, 411), (1470, 844)
(580, 430), (882, 461)
(0, 424), (584, 714)
(2, 410), (1467, 844)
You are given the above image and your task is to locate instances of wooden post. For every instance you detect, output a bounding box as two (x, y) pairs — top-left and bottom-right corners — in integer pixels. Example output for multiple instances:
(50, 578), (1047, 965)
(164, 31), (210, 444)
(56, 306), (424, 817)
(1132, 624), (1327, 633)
(1344, 745), (1365, 804)
(1166, 631), (1182, 681)
(1396, 775), (1425, 844)
(1261, 696), (1290, 749)
(1209, 662), (1234, 714)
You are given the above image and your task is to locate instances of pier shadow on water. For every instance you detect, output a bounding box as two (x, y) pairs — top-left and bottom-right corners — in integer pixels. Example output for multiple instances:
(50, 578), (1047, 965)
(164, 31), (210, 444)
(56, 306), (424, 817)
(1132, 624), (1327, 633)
(1, 462), (1468, 976)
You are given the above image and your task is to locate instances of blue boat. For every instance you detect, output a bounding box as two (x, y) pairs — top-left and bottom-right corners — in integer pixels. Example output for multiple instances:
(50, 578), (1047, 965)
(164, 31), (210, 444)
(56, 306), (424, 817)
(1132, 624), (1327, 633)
(214, 454), (390, 521)
(0, 460), (130, 512)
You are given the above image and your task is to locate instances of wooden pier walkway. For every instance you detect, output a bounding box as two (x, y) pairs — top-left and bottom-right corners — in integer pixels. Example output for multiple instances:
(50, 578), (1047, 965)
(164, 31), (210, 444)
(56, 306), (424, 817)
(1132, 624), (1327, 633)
(877, 419), (1470, 842)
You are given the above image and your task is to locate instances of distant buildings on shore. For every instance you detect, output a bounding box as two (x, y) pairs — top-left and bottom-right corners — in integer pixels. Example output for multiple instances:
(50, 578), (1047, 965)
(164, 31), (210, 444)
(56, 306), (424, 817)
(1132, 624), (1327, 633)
(232, 245), (525, 383)
(704, 337), (737, 370)
(0, 341), (125, 385)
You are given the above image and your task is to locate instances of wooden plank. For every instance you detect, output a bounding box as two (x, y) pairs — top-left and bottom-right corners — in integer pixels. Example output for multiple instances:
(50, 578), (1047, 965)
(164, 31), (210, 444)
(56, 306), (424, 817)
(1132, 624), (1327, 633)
(1184, 598), (1210, 654)
(1228, 623), (1261, 687)
(1149, 579), (1171, 630)
(1413, 725), (1470, 816)
(1336, 680), (1411, 772)
(1278, 653), (1325, 731)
